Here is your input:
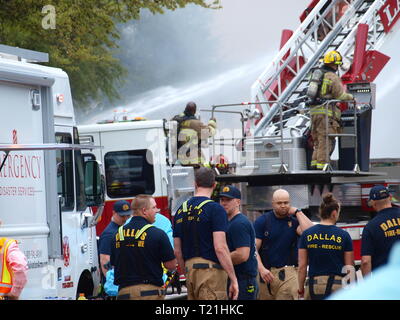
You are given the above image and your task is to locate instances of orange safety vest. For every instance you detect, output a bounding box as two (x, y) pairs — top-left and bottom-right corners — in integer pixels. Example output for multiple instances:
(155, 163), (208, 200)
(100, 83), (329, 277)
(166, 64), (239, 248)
(0, 238), (16, 295)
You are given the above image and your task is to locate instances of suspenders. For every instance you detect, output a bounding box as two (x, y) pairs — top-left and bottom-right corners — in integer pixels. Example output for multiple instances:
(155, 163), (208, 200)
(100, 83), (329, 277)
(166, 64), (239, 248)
(181, 199), (213, 257)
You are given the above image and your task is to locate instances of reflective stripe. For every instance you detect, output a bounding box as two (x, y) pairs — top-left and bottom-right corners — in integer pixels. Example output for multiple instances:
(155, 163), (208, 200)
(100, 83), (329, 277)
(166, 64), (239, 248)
(118, 224), (154, 242)
(0, 238), (15, 294)
(182, 201), (188, 212)
(182, 199), (213, 215)
(135, 224), (154, 240)
(320, 78), (332, 96)
(310, 160), (317, 167)
(310, 106), (333, 116)
(316, 163), (327, 169)
(118, 225), (125, 241)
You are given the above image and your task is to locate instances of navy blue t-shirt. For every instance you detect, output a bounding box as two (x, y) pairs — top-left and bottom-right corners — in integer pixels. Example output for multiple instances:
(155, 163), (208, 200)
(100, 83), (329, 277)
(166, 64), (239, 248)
(111, 216), (175, 288)
(99, 221), (119, 255)
(299, 224), (353, 277)
(361, 207), (400, 270)
(173, 197), (228, 263)
(227, 213), (258, 277)
(254, 211), (299, 268)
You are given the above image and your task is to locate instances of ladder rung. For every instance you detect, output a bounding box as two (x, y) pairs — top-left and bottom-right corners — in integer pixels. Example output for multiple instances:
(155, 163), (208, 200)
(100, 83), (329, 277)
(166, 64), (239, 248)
(328, 133), (356, 137)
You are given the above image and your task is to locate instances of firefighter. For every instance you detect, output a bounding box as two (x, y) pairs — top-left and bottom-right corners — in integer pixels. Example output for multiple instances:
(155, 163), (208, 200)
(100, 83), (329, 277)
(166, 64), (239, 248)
(0, 221), (28, 300)
(172, 101), (217, 166)
(298, 193), (354, 300)
(361, 185), (400, 276)
(99, 200), (132, 278)
(254, 189), (313, 300)
(173, 167), (239, 300)
(219, 185), (259, 300)
(111, 195), (176, 300)
(307, 50), (353, 170)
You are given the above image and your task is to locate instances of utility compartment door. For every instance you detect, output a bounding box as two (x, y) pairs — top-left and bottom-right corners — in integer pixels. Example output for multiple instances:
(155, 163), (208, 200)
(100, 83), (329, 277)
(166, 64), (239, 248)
(0, 81), (51, 298)
(0, 81), (47, 227)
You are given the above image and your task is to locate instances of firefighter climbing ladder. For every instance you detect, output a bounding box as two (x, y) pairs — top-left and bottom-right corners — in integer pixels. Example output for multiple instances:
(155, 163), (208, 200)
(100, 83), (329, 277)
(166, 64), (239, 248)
(250, 0), (393, 137)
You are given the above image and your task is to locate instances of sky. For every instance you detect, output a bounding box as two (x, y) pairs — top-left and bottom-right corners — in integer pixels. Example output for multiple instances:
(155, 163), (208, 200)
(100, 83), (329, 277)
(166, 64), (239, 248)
(79, 0), (400, 159)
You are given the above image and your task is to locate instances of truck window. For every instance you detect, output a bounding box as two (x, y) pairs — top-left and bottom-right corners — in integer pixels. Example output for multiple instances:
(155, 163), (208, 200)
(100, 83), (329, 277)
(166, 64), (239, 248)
(104, 149), (155, 198)
(56, 133), (74, 210)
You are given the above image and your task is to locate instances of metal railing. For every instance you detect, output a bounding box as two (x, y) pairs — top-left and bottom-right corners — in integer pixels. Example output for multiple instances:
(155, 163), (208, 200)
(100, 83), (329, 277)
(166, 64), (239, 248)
(206, 98), (365, 174)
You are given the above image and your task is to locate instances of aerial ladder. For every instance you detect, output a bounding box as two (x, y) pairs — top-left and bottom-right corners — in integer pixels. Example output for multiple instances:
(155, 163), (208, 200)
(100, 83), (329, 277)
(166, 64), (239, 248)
(212, 0), (398, 185)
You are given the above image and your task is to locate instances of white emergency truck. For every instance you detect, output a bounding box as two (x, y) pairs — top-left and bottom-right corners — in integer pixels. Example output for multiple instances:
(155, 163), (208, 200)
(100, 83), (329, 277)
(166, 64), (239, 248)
(0, 45), (104, 299)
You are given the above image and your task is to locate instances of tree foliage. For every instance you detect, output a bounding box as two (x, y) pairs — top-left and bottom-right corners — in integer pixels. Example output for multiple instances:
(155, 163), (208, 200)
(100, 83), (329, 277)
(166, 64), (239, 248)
(0, 0), (220, 108)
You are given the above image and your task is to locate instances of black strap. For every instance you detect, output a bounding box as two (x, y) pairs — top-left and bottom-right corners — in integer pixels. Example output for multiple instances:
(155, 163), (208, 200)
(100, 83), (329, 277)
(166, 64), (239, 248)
(308, 276), (319, 300)
(181, 200), (212, 258)
(260, 212), (272, 269)
(140, 289), (166, 297)
(309, 275), (337, 300)
(181, 203), (201, 257)
(324, 275), (336, 298)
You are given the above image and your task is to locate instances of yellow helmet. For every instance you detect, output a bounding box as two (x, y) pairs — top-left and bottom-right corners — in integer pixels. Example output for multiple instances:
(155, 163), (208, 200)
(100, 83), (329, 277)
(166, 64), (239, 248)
(322, 50), (343, 65)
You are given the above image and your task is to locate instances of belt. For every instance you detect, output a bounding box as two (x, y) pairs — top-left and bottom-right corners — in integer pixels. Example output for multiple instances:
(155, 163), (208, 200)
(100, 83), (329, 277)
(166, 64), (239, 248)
(117, 289), (166, 300)
(140, 289), (166, 297)
(271, 265), (297, 269)
(186, 263), (223, 273)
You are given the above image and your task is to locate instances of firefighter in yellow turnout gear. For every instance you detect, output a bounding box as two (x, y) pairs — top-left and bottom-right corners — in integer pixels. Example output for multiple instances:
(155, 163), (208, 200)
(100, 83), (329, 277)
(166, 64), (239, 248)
(173, 102), (217, 166)
(308, 51), (353, 170)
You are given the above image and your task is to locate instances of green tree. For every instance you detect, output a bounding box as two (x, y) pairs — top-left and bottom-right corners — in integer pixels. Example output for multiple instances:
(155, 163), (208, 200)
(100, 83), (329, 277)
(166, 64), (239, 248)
(0, 0), (220, 108)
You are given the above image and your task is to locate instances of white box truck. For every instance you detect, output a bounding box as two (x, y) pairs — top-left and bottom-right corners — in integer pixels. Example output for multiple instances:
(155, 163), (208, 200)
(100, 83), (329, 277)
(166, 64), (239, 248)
(0, 45), (104, 299)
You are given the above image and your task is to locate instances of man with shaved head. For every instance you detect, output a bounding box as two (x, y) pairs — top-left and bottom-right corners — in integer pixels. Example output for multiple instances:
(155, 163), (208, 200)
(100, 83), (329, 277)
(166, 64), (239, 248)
(254, 188), (313, 300)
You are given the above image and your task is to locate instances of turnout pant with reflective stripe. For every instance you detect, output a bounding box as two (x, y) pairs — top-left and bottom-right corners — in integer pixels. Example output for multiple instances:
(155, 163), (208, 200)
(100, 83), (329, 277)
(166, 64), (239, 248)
(117, 284), (165, 300)
(258, 266), (298, 300)
(185, 257), (228, 300)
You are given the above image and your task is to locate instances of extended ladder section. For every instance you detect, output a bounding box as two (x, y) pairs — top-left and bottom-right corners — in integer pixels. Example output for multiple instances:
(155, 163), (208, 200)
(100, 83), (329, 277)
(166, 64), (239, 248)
(250, 0), (391, 137)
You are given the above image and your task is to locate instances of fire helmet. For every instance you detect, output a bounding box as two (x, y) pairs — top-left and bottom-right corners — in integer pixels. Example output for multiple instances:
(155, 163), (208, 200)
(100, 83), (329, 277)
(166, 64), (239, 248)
(322, 50), (343, 65)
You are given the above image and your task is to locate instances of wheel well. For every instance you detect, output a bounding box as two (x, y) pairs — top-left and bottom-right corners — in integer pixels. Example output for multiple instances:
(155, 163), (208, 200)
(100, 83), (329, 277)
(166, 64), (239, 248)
(76, 270), (94, 299)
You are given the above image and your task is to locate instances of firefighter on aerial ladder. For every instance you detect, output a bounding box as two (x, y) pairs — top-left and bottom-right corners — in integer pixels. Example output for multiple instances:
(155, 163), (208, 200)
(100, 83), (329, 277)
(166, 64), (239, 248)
(307, 50), (354, 170)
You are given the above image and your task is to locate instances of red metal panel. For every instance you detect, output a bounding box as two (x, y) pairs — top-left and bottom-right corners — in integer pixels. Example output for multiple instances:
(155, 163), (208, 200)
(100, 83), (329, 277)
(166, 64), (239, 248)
(343, 50), (390, 84)
(352, 239), (362, 262)
(300, 0), (321, 22)
(351, 24), (369, 78)
(378, 0), (400, 33)
(280, 29), (294, 63)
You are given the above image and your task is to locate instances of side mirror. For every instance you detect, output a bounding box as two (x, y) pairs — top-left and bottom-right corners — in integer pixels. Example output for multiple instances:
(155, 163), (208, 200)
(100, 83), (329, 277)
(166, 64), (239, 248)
(84, 160), (104, 207)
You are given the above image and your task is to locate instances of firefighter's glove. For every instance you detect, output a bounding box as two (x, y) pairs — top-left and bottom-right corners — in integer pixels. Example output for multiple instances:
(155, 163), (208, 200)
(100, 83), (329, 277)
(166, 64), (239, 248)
(208, 118), (217, 129)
